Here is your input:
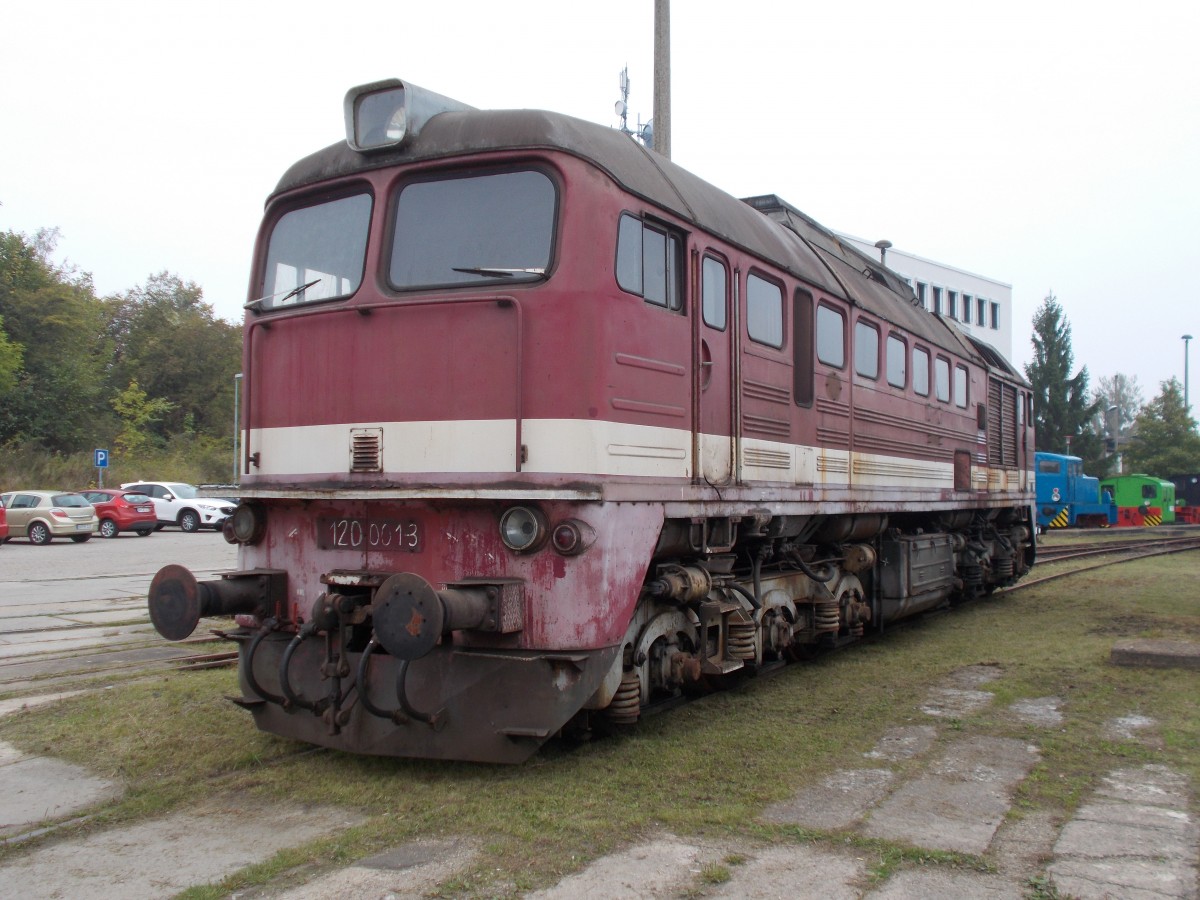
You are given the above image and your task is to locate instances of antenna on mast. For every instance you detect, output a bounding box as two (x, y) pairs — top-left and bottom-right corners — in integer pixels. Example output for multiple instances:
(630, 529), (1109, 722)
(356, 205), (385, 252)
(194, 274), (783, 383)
(613, 66), (654, 151)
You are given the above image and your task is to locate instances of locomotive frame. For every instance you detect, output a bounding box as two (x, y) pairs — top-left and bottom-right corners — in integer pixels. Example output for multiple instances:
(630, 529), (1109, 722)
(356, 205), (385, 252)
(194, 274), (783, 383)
(148, 79), (1036, 763)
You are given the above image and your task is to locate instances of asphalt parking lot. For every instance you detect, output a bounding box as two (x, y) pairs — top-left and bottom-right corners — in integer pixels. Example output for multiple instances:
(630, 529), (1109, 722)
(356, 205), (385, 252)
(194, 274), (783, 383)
(0, 527), (238, 605)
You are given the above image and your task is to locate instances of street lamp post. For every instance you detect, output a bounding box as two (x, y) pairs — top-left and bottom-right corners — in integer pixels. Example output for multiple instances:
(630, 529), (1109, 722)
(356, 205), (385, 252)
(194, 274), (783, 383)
(233, 373), (243, 486)
(1106, 404), (1121, 473)
(1184, 334), (1193, 415)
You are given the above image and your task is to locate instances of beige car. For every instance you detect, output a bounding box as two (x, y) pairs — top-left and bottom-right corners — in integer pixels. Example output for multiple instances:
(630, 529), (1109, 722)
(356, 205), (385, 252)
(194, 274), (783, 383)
(0, 491), (99, 544)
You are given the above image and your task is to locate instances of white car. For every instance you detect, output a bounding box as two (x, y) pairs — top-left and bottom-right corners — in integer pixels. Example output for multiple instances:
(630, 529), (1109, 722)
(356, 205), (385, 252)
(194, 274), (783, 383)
(120, 481), (236, 533)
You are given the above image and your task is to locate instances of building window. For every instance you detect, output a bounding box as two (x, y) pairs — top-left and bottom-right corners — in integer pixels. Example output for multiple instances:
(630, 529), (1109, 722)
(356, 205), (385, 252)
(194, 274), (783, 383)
(886, 334), (907, 388)
(954, 364), (968, 408)
(947, 291), (957, 319)
(913, 346), (930, 396)
(990, 301), (1000, 329)
(935, 356), (951, 402)
(932, 286), (943, 315)
(962, 295), (972, 324)
(746, 272), (784, 347)
(855, 320), (880, 379)
(702, 255), (727, 330)
(977, 296), (986, 324)
(915, 282), (927, 308)
(817, 304), (845, 368)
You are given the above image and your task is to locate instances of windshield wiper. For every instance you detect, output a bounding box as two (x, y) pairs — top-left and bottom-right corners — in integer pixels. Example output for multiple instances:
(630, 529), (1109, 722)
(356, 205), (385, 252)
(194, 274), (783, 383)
(451, 266), (546, 278)
(244, 279), (322, 312)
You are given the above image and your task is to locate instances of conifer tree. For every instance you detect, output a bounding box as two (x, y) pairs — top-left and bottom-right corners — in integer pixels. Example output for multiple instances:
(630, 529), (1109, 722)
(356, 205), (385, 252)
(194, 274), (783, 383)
(1024, 294), (1101, 465)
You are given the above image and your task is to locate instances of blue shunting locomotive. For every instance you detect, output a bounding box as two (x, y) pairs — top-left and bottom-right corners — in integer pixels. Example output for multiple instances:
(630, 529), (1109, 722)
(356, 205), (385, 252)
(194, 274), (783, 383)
(1035, 452), (1117, 530)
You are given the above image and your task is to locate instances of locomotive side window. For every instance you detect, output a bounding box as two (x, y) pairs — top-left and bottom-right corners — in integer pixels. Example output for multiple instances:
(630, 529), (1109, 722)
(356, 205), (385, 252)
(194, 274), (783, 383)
(886, 334), (907, 388)
(390, 169), (555, 289)
(1038, 458), (1061, 474)
(793, 289), (814, 406)
(913, 346), (930, 396)
(262, 193), (372, 308)
(746, 272), (783, 347)
(702, 255), (728, 329)
(935, 356), (951, 403)
(1142, 484), (1157, 500)
(616, 213), (683, 311)
(954, 364), (969, 408)
(816, 304), (845, 367)
(854, 320), (880, 379)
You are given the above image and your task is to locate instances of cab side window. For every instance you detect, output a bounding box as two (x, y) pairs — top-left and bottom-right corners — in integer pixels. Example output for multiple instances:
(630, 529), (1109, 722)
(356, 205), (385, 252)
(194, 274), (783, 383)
(616, 213), (682, 311)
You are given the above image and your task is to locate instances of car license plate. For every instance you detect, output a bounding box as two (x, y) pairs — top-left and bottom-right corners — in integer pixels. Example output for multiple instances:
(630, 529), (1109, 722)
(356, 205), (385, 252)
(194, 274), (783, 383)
(136, 506), (151, 513)
(76, 523), (92, 531)
(317, 517), (422, 551)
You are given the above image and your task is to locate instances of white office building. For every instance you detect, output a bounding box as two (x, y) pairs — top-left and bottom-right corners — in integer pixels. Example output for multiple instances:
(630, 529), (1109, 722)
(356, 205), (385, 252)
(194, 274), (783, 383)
(838, 234), (1014, 364)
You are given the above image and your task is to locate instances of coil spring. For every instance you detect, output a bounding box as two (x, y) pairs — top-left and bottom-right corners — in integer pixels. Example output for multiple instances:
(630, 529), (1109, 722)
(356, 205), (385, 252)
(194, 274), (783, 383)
(606, 670), (641, 724)
(962, 563), (984, 587)
(814, 601), (840, 633)
(993, 556), (1014, 580)
(848, 621), (864, 639)
(727, 621), (757, 660)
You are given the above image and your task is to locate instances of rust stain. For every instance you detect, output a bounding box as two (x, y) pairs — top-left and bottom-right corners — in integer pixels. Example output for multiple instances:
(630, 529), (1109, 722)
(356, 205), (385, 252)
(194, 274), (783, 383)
(406, 609), (425, 637)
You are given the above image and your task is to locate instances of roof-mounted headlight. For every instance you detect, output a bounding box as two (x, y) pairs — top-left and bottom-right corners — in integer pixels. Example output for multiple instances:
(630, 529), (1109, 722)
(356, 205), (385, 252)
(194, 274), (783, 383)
(344, 78), (475, 152)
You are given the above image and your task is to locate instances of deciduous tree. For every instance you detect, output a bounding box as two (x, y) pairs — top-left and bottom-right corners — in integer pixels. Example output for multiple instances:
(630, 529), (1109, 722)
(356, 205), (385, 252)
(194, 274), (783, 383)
(1123, 378), (1200, 475)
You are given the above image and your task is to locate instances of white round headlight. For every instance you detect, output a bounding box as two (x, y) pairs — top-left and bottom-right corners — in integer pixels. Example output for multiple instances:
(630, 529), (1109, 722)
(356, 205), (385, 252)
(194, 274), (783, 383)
(499, 506), (547, 552)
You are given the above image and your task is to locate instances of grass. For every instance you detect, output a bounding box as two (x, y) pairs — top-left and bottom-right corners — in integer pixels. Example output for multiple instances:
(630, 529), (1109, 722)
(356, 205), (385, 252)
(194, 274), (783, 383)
(0, 550), (1196, 897)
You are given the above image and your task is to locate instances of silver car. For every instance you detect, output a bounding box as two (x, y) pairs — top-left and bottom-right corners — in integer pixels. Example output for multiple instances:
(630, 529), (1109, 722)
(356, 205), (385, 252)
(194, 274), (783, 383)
(0, 491), (100, 544)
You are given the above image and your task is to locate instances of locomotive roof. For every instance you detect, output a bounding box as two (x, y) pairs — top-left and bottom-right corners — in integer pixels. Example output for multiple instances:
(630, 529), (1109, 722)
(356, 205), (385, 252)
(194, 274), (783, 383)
(275, 106), (1021, 381)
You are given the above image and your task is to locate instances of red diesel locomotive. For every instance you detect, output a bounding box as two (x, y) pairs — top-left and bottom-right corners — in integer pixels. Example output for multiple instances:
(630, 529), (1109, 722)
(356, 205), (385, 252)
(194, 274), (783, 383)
(148, 79), (1036, 763)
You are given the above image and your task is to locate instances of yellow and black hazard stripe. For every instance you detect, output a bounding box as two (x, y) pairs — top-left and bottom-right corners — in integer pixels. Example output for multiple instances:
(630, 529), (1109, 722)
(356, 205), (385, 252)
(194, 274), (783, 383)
(1047, 507), (1070, 529)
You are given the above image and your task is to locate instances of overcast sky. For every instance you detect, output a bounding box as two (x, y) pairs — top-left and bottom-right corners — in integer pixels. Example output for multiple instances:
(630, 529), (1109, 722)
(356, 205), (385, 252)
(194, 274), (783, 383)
(3, 1), (1197, 400)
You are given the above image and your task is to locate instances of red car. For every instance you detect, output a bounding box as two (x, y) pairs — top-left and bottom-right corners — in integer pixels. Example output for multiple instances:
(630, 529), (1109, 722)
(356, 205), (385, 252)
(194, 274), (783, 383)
(78, 489), (157, 538)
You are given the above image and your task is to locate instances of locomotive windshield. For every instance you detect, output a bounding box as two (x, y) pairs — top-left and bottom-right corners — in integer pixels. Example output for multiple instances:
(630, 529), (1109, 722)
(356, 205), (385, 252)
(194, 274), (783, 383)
(389, 169), (555, 289)
(261, 193), (372, 309)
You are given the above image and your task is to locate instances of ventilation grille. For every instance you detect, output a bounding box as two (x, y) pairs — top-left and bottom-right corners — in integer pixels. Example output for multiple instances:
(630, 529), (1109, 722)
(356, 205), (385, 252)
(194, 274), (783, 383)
(350, 428), (383, 473)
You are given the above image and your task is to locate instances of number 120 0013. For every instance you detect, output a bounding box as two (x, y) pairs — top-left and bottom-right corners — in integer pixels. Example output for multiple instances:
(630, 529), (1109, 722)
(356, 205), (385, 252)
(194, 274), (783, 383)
(317, 517), (422, 551)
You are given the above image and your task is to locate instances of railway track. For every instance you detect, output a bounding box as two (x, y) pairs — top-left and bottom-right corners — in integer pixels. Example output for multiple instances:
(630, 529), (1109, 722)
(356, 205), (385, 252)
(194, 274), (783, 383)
(1019, 533), (1200, 590)
(1036, 534), (1200, 562)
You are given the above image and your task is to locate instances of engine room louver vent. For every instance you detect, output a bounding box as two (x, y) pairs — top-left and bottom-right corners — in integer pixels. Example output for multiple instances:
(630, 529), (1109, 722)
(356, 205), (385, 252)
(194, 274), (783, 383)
(349, 427), (384, 473)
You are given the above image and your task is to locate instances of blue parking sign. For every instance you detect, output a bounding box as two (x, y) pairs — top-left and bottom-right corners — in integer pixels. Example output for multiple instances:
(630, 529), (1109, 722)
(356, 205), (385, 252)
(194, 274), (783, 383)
(95, 448), (109, 468)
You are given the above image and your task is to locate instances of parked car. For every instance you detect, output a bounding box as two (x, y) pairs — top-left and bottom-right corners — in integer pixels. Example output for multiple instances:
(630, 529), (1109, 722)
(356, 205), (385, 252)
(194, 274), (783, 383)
(0, 490), (99, 544)
(120, 481), (236, 532)
(0, 499), (8, 545)
(78, 489), (158, 538)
